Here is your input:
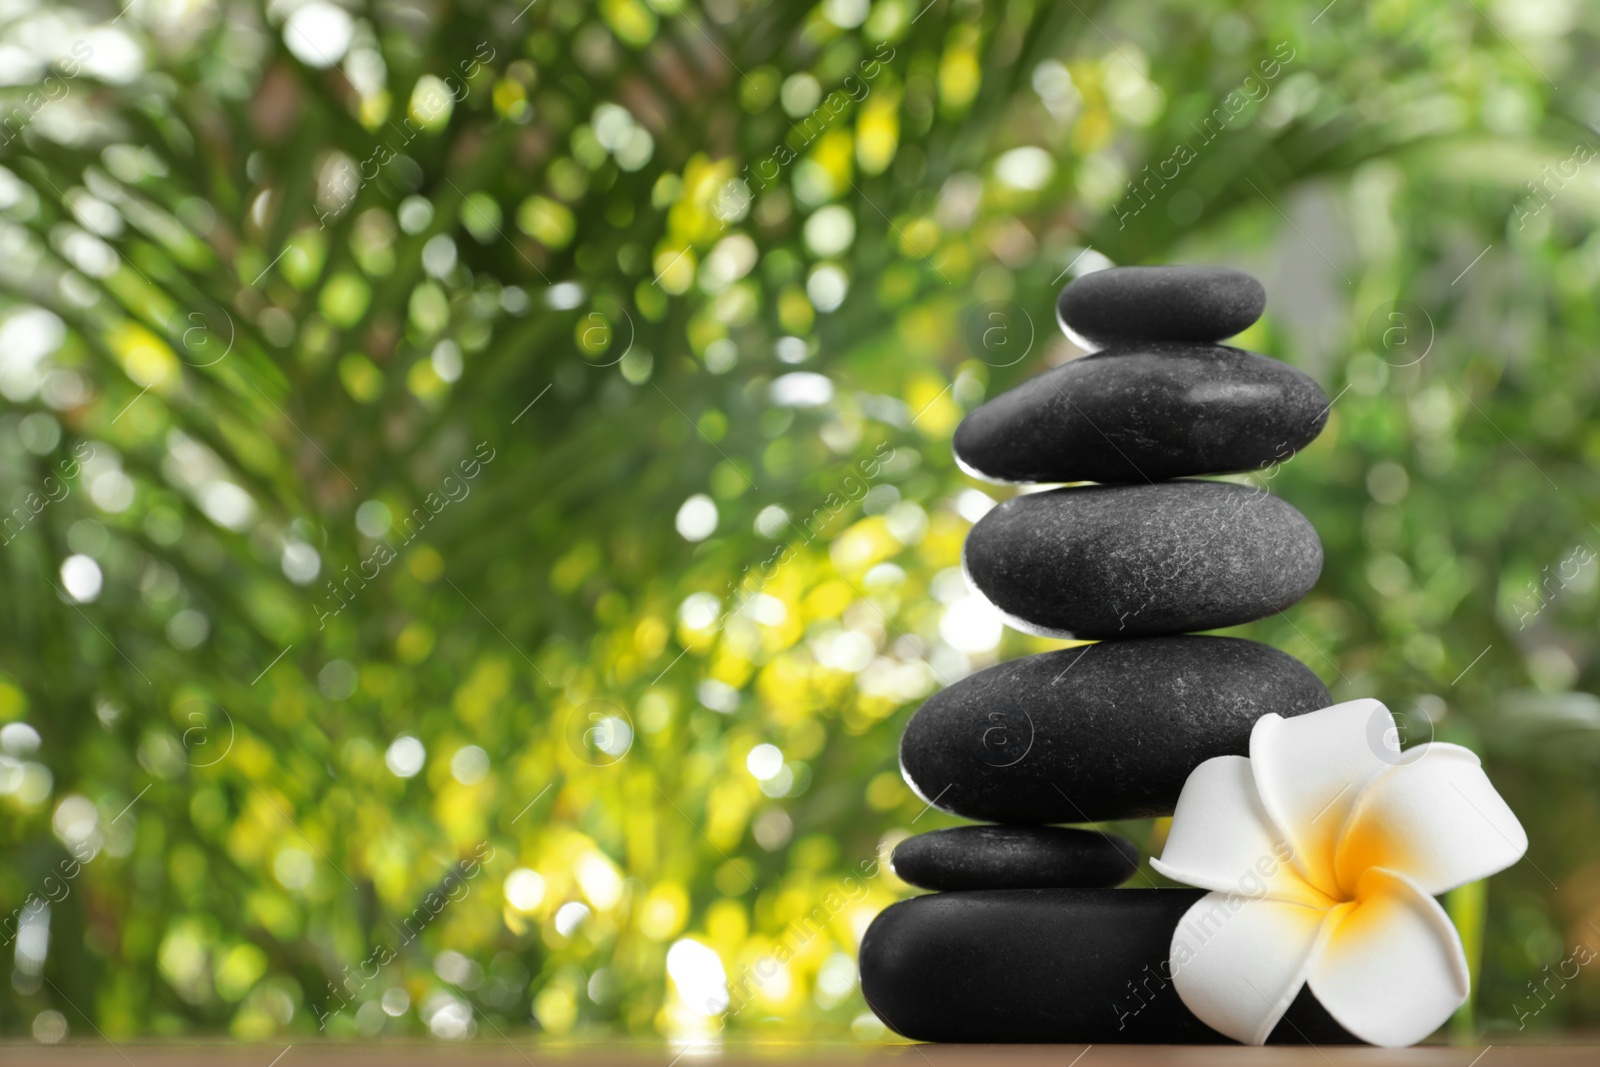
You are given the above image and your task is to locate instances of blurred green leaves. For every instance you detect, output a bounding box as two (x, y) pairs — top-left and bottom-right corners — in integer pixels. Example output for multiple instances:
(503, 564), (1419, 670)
(0, 0), (1598, 1045)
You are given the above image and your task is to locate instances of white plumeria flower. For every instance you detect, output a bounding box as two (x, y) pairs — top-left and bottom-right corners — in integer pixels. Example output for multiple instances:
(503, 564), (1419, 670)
(1152, 698), (1526, 1048)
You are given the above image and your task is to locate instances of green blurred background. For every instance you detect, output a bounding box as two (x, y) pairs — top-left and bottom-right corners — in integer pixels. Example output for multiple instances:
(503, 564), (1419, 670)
(1, 0), (1598, 1046)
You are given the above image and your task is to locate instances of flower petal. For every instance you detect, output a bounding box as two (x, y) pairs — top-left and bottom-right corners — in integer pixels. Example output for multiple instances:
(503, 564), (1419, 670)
(1308, 868), (1470, 1047)
(1169, 892), (1342, 1045)
(1250, 699), (1396, 896)
(1151, 755), (1330, 908)
(1334, 742), (1527, 896)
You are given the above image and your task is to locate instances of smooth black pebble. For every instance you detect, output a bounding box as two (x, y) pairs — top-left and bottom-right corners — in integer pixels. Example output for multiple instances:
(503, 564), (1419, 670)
(1057, 265), (1266, 349)
(953, 344), (1328, 485)
(859, 889), (1358, 1044)
(963, 480), (1322, 639)
(891, 825), (1139, 891)
(899, 635), (1330, 822)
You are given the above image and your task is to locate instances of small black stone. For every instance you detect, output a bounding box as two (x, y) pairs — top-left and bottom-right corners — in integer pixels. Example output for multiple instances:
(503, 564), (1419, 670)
(891, 826), (1139, 891)
(963, 480), (1323, 639)
(898, 636), (1330, 822)
(953, 344), (1329, 485)
(859, 888), (1359, 1044)
(1057, 265), (1266, 348)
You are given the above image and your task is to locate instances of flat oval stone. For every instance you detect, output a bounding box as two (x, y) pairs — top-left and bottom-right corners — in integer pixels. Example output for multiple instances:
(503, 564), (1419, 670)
(963, 480), (1323, 639)
(860, 889), (1358, 1044)
(1057, 265), (1266, 348)
(899, 636), (1330, 822)
(891, 826), (1139, 891)
(953, 345), (1328, 485)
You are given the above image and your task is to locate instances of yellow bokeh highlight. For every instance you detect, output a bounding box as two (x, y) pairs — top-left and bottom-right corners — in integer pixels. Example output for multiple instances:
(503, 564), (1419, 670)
(408, 545), (444, 583)
(653, 246), (696, 294)
(829, 516), (900, 577)
(533, 984), (578, 1034)
(357, 90), (389, 130)
(108, 320), (178, 390)
(634, 616), (669, 660)
(807, 130), (855, 197)
(938, 27), (981, 112)
(408, 74), (454, 131)
(706, 779), (753, 849)
(906, 374), (960, 437)
(517, 195), (576, 248)
(856, 86), (900, 174)
(338, 353), (383, 403)
(802, 579), (853, 621)
(897, 216), (941, 260)
(865, 771), (906, 810)
(601, 0), (657, 46)
(639, 882), (689, 940)
(493, 78), (528, 120)
(778, 285), (815, 333)
(665, 155), (739, 247)
(453, 657), (511, 728)
(0, 678), (25, 720)
(396, 621), (434, 663)
(919, 510), (969, 569)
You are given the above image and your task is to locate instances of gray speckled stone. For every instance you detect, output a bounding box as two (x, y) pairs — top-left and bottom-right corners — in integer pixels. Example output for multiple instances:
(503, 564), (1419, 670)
(899, 636), (1330, 822)
(890, 825), (1139, 891)
(860, 889), (1358, 1044)
(1057, 265), (1266, 349)
(953, 344), (1328, 485)
(964, 480), (1322, 639)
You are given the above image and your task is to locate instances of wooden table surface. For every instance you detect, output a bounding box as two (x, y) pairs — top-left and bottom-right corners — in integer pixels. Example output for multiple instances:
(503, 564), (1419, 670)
(3, 1041), (1598, 1067)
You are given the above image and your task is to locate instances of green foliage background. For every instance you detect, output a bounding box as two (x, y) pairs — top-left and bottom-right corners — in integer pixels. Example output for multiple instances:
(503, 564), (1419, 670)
(2, 0), (1599, 1044)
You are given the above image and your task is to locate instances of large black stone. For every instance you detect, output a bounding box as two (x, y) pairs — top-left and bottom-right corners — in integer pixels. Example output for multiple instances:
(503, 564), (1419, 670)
(953, 345), (1328, 485)
(859, 889), (1358, 1044)
(963, 480), (1322, 639)
(899, 636), (1330, 822)
(891, 826), (1139, 891)
(1057, 265), (1266, 349)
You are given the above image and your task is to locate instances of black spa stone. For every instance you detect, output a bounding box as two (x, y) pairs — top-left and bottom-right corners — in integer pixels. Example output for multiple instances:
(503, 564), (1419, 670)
(890, 825), (1139, 891)
(963, 480), (1322, 639)
(1056, 265), (1266, 348)
(953, 344), (1329, 485)
(898, 635), (1329, 823)
(859, 888), (1358, 1044)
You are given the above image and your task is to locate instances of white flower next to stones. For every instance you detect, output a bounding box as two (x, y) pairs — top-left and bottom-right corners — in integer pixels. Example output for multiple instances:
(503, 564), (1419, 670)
(1152, 698), (1526, 1048)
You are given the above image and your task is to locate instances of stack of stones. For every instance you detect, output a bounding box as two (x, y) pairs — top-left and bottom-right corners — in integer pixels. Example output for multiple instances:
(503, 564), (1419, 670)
(859, 266), (1354, 1044)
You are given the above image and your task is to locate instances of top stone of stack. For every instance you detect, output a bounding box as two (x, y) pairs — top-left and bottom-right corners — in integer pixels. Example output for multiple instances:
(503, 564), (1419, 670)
(1056, 265), (1265, 349)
